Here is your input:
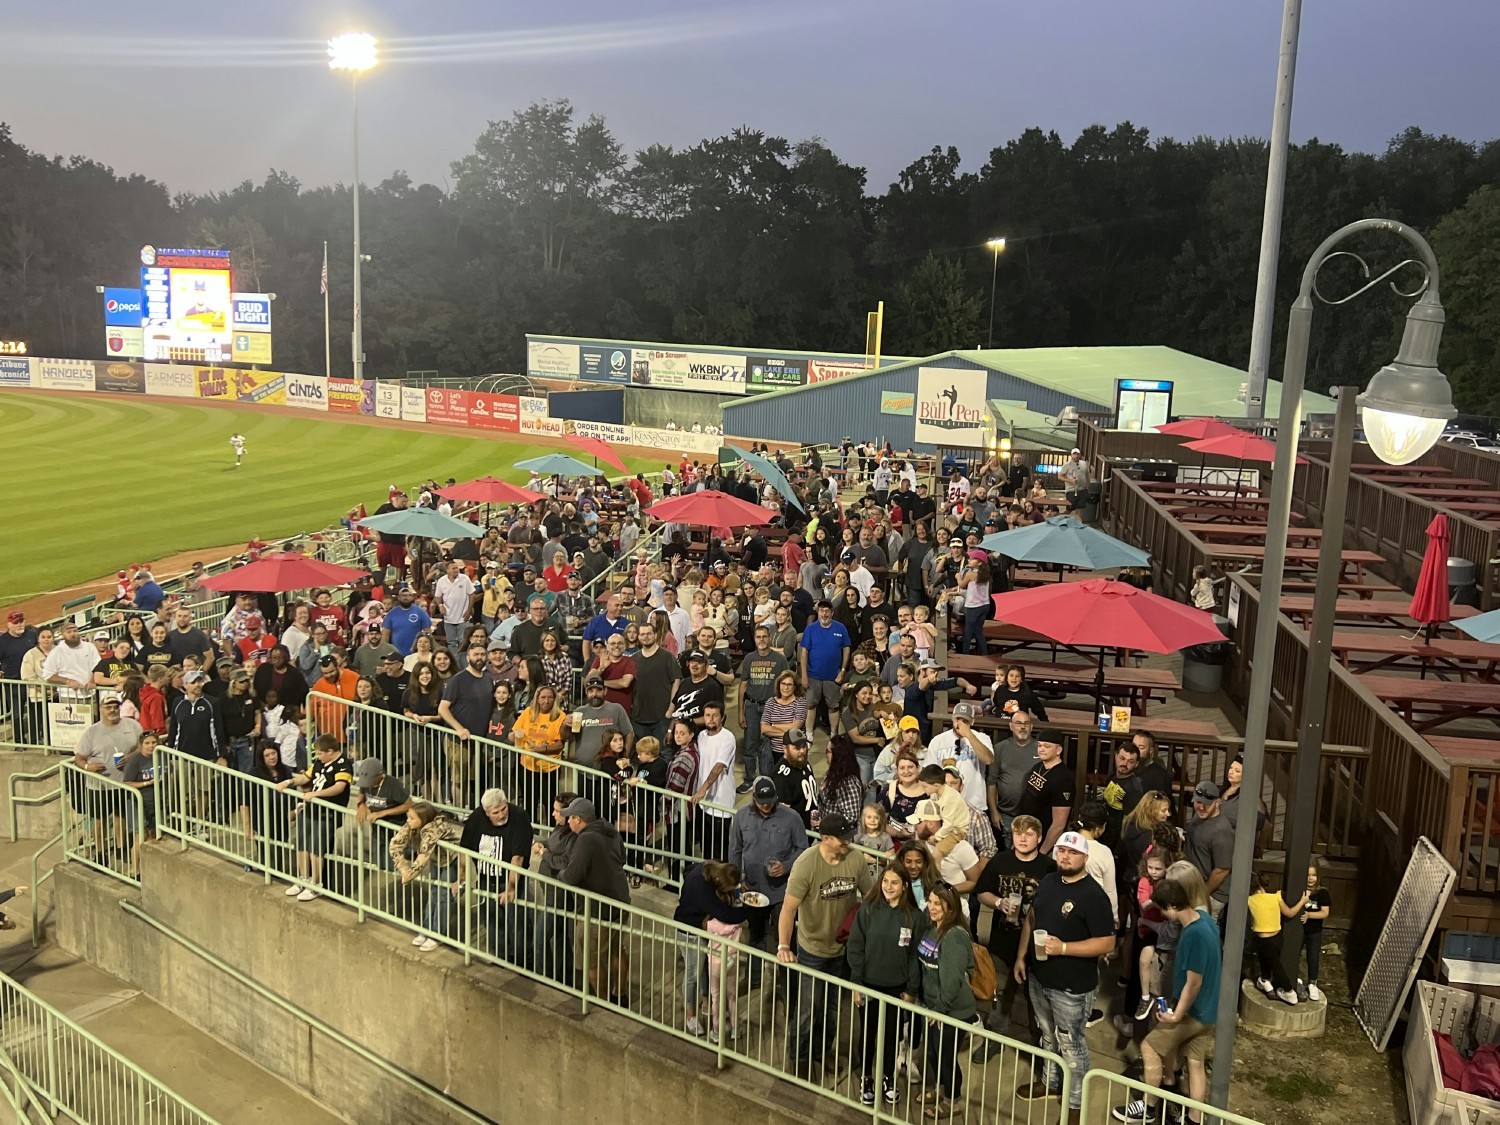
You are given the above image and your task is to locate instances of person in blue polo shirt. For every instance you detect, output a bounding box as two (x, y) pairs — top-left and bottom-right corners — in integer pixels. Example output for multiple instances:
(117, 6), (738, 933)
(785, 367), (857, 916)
(799, 599), (850, 739)
(383, 586), (433, 656)
(581, 592), (629, 666)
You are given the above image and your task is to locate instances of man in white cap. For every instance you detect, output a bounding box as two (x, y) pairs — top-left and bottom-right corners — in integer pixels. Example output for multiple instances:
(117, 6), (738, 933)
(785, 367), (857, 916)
(1014, 830), (1115, 1111)
(1057, 448), (1091, 513)
(913, 799), (984, 911)
(74, 690), (142, 857)
(43, 622), (104, 694)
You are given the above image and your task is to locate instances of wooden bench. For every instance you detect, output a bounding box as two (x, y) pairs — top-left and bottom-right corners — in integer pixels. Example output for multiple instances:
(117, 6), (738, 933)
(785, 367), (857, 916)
(1363, 674), (1500, 732)
(1277, 596), (1478, 629)
(1329, 632), (1500, 682)
(1180, 523), (1323, 548)
(1208, 544), (1384, 583)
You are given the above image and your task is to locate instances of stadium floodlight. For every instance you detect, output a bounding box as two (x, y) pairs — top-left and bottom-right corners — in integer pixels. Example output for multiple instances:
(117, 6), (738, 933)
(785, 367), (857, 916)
(327, 33), (377, 72)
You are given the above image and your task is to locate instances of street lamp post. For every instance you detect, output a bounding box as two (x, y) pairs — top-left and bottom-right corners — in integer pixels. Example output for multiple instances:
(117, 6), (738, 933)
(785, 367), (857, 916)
(1210, 218), (1456, 1108)
(328, 32), (378, 381)
(985, 237), (1006, 349)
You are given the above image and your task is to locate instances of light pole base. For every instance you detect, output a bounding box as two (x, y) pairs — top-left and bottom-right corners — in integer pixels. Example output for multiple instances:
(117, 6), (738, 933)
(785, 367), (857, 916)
(1238, 978), (1328, 1039)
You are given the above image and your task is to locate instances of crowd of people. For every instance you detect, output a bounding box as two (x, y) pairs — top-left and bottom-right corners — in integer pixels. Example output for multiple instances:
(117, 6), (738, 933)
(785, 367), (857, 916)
(0, 435), (1327, 1122)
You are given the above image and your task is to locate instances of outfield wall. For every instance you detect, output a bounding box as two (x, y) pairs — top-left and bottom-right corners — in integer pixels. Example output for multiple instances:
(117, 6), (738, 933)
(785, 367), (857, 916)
(1, 357), (724, 456)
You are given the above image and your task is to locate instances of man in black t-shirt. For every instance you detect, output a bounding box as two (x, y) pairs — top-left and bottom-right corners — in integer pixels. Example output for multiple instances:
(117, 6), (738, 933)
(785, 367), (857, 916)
(438, 644), (495, 741)
(1015, 831), (1115, 1109)
(277, 734), (353, 902)
(670, 651), (724, 729)
(1015, 729), (1074, 854)
(773, 728), (818, 829)
(458, 789), (534, 963)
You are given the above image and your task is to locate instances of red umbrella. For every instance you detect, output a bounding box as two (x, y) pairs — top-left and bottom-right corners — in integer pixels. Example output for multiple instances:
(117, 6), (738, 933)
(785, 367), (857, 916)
(1154, 418), (1241, 440)
(439, 476), (545, 505)
(645, 490), (775, 528)
(1183, 431), (1309, 466)
(991, 578), (1226, 712)
(199, 552), (368, 593)
(565, 434), (628, 474)
(1410, 513), (1452, 642)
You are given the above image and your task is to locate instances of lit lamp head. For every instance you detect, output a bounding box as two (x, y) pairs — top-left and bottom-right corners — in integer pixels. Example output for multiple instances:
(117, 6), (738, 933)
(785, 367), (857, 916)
(986, 237), (1007, 254)
(328, 32), (378, 72)
(1355, 294), (1456, 465)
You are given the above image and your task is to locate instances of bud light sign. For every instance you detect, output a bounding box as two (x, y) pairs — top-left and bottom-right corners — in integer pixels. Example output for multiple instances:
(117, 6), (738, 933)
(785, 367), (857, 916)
(230, 294), (272, 333)
(103, 288), (144, 327)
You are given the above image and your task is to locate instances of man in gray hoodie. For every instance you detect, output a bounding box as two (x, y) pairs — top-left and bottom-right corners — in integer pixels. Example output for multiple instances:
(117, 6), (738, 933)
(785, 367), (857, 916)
(729, 776), (808, 958)
(559, 798), (632, 1004)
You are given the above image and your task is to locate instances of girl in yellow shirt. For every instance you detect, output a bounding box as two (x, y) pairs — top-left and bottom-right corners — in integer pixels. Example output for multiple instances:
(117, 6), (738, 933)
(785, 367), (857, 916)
(511, 684), (568, 816)
(1248, 872), (1309, 1005)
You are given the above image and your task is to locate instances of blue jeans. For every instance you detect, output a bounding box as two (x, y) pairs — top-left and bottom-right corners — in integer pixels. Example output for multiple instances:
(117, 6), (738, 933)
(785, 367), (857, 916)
(230, 736), (254, 773)
(424, 876), (454, 939)
(535, 891), (575, 986)
(481, 894), (531, 967)
(443, 622), (464, 652)
(962, 605), (989, 655)
(742, 698), (768, 780)
(1027, 977), (1094, 1108)
(854, 751), (875, 787)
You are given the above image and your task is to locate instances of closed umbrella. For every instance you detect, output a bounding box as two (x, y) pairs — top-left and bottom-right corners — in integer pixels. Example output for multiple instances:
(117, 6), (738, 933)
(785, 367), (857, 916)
(199, 552), (368, 594)
(1409, 513), (1453, 646)
(991, 578), (1224, 711)
(565, 434), (628, 474)
(515, 452), (601, 479)
(727, 444), (803, 512)
(979, 514), (1150, 572)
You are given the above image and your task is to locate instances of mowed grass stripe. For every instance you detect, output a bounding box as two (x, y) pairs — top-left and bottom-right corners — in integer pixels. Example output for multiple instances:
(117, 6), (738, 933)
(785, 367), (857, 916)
(0, 392), (655, 603)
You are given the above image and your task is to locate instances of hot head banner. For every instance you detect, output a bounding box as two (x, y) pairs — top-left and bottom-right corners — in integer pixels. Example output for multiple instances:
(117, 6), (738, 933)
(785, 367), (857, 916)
(630, 350), (746, 395)
(284, 372), (328, 410)
(400, 385), (427, 422)
(914, 367), (988, 447)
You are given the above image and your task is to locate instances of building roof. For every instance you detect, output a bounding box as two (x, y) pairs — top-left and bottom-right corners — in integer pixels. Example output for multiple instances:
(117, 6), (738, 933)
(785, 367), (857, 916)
(987, 399), (1075, 451)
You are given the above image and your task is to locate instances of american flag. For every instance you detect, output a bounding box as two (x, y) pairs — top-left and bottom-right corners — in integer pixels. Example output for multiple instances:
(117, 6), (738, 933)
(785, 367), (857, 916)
(320, 243), (328, 295)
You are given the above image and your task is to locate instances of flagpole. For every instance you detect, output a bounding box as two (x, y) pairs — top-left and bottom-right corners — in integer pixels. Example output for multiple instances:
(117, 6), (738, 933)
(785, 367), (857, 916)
(321, 240), (331, 381)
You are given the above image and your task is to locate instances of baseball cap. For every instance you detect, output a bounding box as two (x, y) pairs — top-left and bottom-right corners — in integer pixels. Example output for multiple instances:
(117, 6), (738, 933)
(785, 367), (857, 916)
(487, 637), (509, 652)
(183, 670), (207, 684)
(584, 673), (605, 687)
(1054, 830), (1090, 855)
(562, 797), (597, 820)
(244, 614), (262, 627)
(751, 777), (778, 804)
(116, 570), (128, 579)
(914, 799), (943, 821)
(783, 727), (809, 747)
(353, 758), (384, 788)
(968, 550), (989, 561)
(948, 538), (963, 548)
(91, 629), (109, 641)
(6, 611), (23, 623)
(951, 701), (976, 722)
(840, 548), (854, 561)
(381, 651), (404, 664)
(817, 811), (857, 841)
(686, 649), (709, 663)
(319, 653), (338, 666)
(898, 715), (920, 731)
(918, 658), (940, 671)
(99, 691), (123, 705)
(1035, 728), (1065, 745)
(1193, 780), (1221, 803)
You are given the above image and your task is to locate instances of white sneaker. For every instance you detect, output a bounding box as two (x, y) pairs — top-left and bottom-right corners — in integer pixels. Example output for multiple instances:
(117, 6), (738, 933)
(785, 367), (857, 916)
(1308, 983), (1324, 1003)
(416, 938), (438, 952)
(686, 1017), (705, 1037)
(1275, 989), (1299, 1005)
(1255, 978), (1274, 995)
(296, 888), (320, 902)
(411, 934), (425, 947)
(284, 884), (303, 897)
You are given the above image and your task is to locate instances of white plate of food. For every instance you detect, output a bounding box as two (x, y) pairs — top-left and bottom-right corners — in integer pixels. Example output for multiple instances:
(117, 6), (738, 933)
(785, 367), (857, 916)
(738, 891), (770, 908)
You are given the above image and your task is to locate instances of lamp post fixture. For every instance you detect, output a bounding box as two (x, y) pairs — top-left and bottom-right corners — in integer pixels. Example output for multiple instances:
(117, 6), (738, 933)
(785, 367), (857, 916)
(985, 237), (1006, 349)
(1210, 218), (1456, 1109)
(328, 32), (378, 381)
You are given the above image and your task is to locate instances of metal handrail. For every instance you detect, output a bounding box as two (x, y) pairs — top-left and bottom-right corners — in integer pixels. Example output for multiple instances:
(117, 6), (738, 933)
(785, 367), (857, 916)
(0, 1040), (51, 1123)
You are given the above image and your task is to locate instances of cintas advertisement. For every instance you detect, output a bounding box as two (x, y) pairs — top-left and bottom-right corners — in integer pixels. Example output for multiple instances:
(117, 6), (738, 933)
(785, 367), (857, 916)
(284, 372), (328, 410)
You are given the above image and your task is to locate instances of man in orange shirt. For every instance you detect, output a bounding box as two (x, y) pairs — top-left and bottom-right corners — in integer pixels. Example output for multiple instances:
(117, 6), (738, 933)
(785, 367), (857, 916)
(308, 651), (360, 744)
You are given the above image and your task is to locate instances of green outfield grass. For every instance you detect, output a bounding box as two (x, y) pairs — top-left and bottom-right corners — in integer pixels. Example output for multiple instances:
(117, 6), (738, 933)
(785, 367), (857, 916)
(0, 392), (656, 603)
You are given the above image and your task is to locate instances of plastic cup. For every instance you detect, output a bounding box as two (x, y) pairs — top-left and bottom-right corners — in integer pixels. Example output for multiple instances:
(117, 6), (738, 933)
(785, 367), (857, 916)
(1007, 892), (1022, 918)
(1033, 928), (1050, 961)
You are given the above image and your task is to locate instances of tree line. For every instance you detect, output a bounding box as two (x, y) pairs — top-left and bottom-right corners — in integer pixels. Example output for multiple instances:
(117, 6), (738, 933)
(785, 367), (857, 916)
(0, 103), (1496, 414)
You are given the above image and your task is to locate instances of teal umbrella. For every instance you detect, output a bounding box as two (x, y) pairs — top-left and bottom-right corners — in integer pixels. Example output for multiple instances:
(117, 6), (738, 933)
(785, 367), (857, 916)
(357, 507), (486, 538)
(1456, 608), (1500, 645)
(979, 514), (1151, 570)
(728, 444), (804, 512)
(515, 452), (600, 478)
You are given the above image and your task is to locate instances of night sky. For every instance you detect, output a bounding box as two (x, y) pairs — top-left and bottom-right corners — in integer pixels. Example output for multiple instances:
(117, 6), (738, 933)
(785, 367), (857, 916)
(3, 0), (1495, 195)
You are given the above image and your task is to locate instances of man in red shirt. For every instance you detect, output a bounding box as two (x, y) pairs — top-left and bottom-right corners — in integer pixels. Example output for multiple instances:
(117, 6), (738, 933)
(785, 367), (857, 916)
(235, 615), (277, 665)
(627, 474), (653, 509)
(781, 530), (806, 586)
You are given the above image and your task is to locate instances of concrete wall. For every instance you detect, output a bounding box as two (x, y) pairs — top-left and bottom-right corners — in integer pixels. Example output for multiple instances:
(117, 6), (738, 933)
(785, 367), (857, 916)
(2, 750), (66, 839)
(56, 850), (844, 1125)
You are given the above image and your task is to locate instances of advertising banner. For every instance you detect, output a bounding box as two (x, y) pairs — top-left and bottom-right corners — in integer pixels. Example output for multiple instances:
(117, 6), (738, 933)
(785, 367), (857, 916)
(194, 367), (231, 399)
(0, 358), (30, 387)
(630, 349), (746, 394)
(579, 345), (631, 385)
(32, 358), (96, 392)
(233, 370), (286, 405)
(521, 412), (564, 438)
(424, 388), (471, 428)
(103, 288), (144, 327)
(527, 340), (581, 378)
(914, 367), (987, 447)
(144, 363), (197, 398)
(879, 390), (914, 416)
(465, 392), (515, 432)
(400, 385), (427, 422)
(284, 371), (328, 410)
(231, 333), (273, 365)
(93, 361), (145, 394)
(746, 357), (807, 392)
(375, 382), (401, 419)
(492, 394), (520, 432)
(566, 419), (630, 443)
(230, 293), (272, 333)
(104, 326), (145, 358)
(628, 425), (721, 456)
(519, 395), (548, 421)
(328, 378), (363, 415)
(806, 360), (869, 385)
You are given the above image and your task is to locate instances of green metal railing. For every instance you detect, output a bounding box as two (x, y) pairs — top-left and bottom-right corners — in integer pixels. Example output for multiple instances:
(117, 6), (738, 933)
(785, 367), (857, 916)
(8, 759), (64, 945)
(1080, 1070), (1267, 1125)
(305, 692), (733, 889)
(0, 678), (96, 754)
(147, 746), (1076, 1124)
(59, 762), (145, 887)
(0, 970), (218, 1123)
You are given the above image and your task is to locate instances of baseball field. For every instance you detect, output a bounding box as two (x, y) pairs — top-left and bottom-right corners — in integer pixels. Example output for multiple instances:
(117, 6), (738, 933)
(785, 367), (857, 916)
(0, 391), (656, 605)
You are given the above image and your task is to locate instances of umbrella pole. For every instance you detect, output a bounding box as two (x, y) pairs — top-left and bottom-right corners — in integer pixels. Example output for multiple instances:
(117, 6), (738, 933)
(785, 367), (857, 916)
(1094, 649), (1107, 722)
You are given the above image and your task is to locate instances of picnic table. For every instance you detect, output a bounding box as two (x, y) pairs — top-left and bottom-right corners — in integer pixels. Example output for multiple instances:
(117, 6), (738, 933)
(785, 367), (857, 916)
(935, 704), (1223, 742)
(1208, 544), (1385, 582)
(977, 620), (1145, 665)
(1363, 674), (1500, 732)
(1356, 464), (1459, 478)
(1277, 576), (1401, 600)
(945, 653), (1180, 715)
(1278, 596), (1479, 628)
(1404, 485), (1500, 501)
(1437, 501), (1500, 521)
(1180, 523), (1324, 548)
(1133, 480), (1263, 499)
(1329, 631), (1500, 681)
(1163, 505), (1308, 525)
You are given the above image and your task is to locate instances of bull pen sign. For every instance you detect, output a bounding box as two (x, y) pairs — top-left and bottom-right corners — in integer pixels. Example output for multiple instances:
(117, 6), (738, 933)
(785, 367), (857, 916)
(914, 367), (987, 446)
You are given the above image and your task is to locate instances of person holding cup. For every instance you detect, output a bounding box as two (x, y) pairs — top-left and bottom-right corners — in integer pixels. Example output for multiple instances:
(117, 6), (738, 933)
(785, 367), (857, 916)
(1013, 831), (1115, 1111)
(972, 814), (1055, 1044)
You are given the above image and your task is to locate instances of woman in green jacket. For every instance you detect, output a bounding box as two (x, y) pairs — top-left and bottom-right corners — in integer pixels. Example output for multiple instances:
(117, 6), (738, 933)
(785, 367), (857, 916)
(917, 883), (976, 1117)
(847, 863), (927, 1107)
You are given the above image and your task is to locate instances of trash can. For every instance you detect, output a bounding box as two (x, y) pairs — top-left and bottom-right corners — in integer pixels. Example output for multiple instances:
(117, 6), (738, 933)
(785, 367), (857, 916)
(1079, 481), (1103, 524)
(1182, 614), (1234, 694)
(1448, 556), (1477, 594)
